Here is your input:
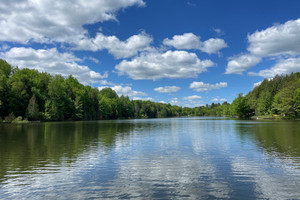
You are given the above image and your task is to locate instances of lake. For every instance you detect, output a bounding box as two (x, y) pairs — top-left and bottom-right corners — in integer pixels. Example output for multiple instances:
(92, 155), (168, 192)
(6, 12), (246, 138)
(1, 117), (300, 199)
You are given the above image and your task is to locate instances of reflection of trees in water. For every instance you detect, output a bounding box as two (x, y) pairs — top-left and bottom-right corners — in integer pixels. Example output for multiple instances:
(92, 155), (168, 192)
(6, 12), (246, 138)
(236, 122), (300, 158)
(0, 121), (134, 182)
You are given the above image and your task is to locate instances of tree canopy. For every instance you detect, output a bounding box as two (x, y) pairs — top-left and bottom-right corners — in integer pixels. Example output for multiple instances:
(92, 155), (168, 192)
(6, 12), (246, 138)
(1, 59), (300, 122)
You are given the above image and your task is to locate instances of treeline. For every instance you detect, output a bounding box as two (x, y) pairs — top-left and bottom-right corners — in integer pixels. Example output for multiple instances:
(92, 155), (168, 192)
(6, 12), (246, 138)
(230, 73), (300, 119)
(2, 58), (299, 121)
(186, 102), (231, 117)
(0, 59), (192, 122)
(181, 73), (300, 119)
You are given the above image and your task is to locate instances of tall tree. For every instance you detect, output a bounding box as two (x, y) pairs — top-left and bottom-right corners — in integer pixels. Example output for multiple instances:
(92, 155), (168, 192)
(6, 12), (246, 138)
(230, 93), (253, 119)
(46, 75), (72, 121)
(0, 59), (12, 118)
(26, 94), (39, 120)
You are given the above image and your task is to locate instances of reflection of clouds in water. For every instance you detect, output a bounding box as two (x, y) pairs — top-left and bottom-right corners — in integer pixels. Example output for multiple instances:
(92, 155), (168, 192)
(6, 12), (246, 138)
(2, 119), (300, 199)
(113, 156), (231, 199)
(1, 147), (105, 199)
(231, 156), (300, 199)
(108, 119), (233, 199)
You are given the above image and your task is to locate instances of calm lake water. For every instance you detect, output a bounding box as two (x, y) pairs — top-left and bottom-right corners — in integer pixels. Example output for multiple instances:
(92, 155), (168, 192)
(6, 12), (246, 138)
(1, 117), (300, 199)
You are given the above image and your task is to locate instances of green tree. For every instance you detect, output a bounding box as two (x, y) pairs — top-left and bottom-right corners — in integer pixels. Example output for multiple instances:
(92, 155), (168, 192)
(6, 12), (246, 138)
(74, 96), (83, 120)
(230, 93), (253, 119)
(46, 75), (72, 121)
(98, 97), (113, 119)
(26, 94), (39, 120)
(0, 59), (12, 118)
(119, 95), (134, 119)
(257, 90), (272, 116)
(272, 86), (296, 117)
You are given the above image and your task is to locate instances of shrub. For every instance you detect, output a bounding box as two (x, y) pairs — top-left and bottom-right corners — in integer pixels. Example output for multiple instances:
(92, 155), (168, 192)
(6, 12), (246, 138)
(4, 113), (16, 123)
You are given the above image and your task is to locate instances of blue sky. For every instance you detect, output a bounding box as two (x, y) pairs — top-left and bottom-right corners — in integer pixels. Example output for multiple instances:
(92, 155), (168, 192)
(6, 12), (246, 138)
(1, 0), (300, 107)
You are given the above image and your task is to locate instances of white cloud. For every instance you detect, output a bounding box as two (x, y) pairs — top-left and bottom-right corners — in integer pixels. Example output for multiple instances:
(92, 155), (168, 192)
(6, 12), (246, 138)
(83, 56), (100, 63)
(211, 98), (227, 102)
(115, 50), (214, 80)
(99, 80), (116, 86)
(163, 33), (227, 54)
(0, 47), (107, 84)
(170, 97), (179, 105)
(111, 85), (147, 97)
(226, 54), (262, 74)
(133, 97), (154, 101)
(248, 57), (300, 78)
(199, 38), (228, 54)
(226, 18), (300, 76)
(75, 32), (153, 59)
(253, 81), (263, 88)
(190, 81), (227, 92)
(163, 33), (201, 49)
(213, 28), (225, 36)
(0, 0), (145, 43)
(154, 86), (181, 93)
(182, 95), (202, 101)
(248, 19), (300, 57)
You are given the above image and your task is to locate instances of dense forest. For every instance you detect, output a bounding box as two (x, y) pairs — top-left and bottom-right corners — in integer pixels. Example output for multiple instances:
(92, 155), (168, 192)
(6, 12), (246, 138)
(0, 59), (194, 122)
(246, 72), (300, 119)
(192, 72), (300, 119)
(1, 59), (300, 122)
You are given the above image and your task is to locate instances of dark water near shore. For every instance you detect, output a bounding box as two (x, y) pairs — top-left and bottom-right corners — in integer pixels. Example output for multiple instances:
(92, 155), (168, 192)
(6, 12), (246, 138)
(1, 117), (300, 199)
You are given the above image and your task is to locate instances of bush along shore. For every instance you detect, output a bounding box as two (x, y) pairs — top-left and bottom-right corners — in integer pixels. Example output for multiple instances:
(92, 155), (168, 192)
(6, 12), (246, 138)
(1, 59), (300, 123)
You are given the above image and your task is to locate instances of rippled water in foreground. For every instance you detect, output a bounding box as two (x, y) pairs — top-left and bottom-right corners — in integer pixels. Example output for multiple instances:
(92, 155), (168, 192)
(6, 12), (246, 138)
(1, 117), (300, 199)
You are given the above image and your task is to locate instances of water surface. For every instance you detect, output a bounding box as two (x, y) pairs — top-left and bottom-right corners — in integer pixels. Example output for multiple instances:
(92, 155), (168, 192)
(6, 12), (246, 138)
(1, 118), (300, 199)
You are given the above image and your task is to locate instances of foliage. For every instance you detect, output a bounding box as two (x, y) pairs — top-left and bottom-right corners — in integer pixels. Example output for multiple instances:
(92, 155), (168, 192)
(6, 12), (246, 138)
(11, 116), (29, 123)
(229, 94), (253, 119)
(246, 72), (300, 119)
(0, 59), (12, 118)
(0, 59), (195, 122)
(4, 112), (16, 123)
(26, 94), (40, 120)
(2, 58), (299, 121)
(191, 102), (230, 117)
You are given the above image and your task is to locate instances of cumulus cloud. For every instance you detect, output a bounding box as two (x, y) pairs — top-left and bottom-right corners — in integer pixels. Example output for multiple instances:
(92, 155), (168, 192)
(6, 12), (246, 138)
(248, 19), (300, 57)
(75, 32), (153, 59)
(0, 47), (107, 84)
(111, 85), (147, 97)
(170, 97), (179, 105)
(253, 81), (263, 88)
(248, 57), (300, 78)
(163, 33), (227, 54)
(133, 97), (154, 101)
(154, 86), (181, 93)
(226, 54), (262, 74)
(211, 98), (227, 102)
(0, 0), (145, 43)
(115, 50), (214, 80)
(182, 95), (202, 101)
(226, 18), (300, 76)
(98, 80), (116, 86)
(163, 33), (201, 49)
(199, 38), (228, 54)
(190, 81), (227, 92)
